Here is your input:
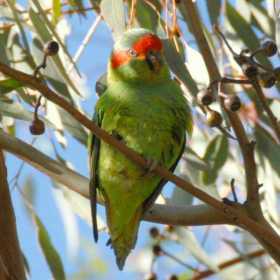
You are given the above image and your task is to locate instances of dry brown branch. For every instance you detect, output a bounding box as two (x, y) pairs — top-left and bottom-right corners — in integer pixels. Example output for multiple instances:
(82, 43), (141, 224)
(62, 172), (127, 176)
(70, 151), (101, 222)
(0, 149), (26, 280)
(192, 249), (266, 279)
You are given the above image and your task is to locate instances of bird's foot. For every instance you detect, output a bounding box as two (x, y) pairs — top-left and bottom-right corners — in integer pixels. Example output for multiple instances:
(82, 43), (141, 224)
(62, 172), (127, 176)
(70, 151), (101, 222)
(141, 158), (159, 177)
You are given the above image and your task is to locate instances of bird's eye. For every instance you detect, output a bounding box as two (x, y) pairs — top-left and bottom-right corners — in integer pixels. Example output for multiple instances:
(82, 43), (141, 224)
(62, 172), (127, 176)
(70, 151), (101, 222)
(128, 48), (137, 57)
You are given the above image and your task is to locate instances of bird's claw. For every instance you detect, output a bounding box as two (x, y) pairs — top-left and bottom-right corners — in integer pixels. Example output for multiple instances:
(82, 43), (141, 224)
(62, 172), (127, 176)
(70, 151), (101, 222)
(141, 158), (158, 176)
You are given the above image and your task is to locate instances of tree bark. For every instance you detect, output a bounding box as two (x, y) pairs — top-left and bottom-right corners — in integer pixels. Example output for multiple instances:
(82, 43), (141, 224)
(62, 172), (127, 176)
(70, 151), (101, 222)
(0, 149), (26, 280)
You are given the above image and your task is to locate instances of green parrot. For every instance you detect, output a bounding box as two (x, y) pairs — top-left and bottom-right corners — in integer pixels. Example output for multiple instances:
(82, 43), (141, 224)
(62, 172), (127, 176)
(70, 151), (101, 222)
(89, 28), (192, 270)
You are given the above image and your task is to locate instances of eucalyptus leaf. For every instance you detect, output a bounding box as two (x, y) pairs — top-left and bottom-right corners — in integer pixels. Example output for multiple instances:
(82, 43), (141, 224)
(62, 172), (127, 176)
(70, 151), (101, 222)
(175, 227), (219, 272)
(52, 0), (62, 24)
(255, 126), (280, 177)
(202, 135), (228, 185)
(100, 0), (126, 40)
(162, 39), (198, 96)
(58, 107), (88, 146)
(207, 0), (221, 26)
(31, 0), (80, 76)
(0, 78), (22, 94)
(135, 0), (161, 32)
(183, 147), (209, 172)
(226, 2), (271, 66)
(250, 2), (274, 37)
(275, 8), (280, 53)
(52, 184), (80, 258)
(0, 100), (54, 128)
(33, 214), (66, 280)
(29, 8), (81, 97)
(0, 29), (10, 65)
(54, 182), (106, 231)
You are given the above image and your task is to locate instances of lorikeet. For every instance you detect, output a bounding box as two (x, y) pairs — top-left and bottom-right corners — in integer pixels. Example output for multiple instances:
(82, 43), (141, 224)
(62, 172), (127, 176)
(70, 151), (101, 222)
(89, 28), (192, 269)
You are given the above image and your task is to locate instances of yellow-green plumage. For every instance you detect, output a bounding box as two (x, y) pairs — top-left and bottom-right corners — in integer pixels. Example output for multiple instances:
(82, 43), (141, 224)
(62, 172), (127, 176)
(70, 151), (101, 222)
(89, 28), (192, 269)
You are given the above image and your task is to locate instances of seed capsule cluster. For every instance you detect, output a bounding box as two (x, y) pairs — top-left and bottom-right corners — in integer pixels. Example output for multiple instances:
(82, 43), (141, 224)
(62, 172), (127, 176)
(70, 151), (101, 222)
(197, 87), (241, 128)
(237, 40), (279, 88)
(146, 226), (180, 280)
(197, 39), (280, 129)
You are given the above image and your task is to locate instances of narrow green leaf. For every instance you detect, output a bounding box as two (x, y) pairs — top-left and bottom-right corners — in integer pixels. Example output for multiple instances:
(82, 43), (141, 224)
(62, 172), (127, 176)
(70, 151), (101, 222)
(31, 0), (80, 76)
(275, 8), (280, 53)
(226, 2), (258, 50)
(100, 0), (125, 40)
(29, 8), (81, 97)
(68, 0), (86, 14)
(170, 186), (193, 206)
(226, 2), (268, 65)
(58, 107), (88, 146)
(0, 29), (10, 65)
(175, 228), (220, 272)
(33, 214), (66, 280)
(0, 100), (54, 127)
(207, 0), (221, 26)
(6, 0), (37, 68)
(162, 39), (198, 96)
(0, 78), (22, 94)
(22, 252), (30, 276)
(256, 126), (280, 177)
(0, 101), (35, 121)
(135, 0), (161, 32)
(183, 147), (210, 172)
(250, 2), (274, 36)
(202, 135), (228, 185)
(52, 0), (62, 24)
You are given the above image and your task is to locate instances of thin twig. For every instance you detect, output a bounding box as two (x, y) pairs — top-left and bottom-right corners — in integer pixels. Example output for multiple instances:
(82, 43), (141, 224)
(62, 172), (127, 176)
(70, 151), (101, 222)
(161, 247), (198, 271)
(213, 24), (238, 56)
(192, 249), (266, 279)
(128, 0), (137, 28)
(230, 178), (238, 203)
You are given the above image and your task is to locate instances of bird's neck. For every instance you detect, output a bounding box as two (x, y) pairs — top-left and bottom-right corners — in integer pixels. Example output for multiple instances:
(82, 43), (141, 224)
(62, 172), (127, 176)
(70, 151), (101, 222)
(107, 62), (171, 85)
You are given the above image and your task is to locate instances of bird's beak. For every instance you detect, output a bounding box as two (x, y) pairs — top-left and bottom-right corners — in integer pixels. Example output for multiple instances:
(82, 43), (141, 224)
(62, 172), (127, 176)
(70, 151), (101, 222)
(145, 50), (162, 72)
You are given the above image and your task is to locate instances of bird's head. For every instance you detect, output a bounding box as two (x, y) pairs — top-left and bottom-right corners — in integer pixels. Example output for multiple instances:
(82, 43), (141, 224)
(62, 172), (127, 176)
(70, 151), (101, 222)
(108, 28), (170, 83)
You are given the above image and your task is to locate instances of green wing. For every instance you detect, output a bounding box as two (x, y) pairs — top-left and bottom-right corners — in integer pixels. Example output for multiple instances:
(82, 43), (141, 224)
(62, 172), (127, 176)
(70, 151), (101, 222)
(142, 133), (186, 212)
(88, 110), (103, 242)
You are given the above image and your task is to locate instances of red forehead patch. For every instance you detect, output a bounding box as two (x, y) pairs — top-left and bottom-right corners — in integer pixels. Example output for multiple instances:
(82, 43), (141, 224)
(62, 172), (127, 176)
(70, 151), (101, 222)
(132, 34), (162, 54)
(111, 51), (130, 68)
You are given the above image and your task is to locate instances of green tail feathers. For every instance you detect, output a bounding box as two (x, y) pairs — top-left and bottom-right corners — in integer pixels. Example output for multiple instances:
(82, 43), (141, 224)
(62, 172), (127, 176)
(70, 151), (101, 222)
(109, 207), (142, 270)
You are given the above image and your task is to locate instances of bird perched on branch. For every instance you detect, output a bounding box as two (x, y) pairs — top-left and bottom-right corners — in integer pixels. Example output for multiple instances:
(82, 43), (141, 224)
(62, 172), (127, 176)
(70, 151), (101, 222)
(89, 28), (192, 270)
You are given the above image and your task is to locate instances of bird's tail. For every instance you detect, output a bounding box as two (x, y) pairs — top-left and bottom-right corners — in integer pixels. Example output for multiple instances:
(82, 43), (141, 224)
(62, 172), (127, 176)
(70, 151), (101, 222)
(109, 207), (142, 270)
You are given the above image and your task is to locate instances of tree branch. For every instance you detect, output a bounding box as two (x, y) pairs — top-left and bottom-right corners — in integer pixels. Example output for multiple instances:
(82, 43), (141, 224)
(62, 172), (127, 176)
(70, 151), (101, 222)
(0, 129), (228, 227)
(0, 148), (26, 280)
(192, 249), (266, 279)
(180, 0), (259, 209)
(0, 61), (280, 262)
(180, 0), (280, 264)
